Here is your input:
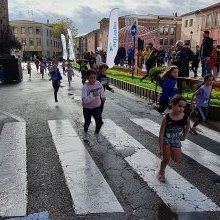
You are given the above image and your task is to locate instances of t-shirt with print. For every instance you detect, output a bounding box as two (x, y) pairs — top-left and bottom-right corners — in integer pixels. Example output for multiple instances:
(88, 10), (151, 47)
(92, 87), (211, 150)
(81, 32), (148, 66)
(82, 81), (105, 109)
(195, 85), (212, 107)
(164, 113), (188, 147)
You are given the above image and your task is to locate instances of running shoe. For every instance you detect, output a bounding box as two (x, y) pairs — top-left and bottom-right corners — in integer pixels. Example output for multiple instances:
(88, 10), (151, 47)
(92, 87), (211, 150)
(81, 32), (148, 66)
(190, 128), (198, 135)
(157, 170), (165, 183)
(83, 132), (89, 141)
(95, 133), (102, 143)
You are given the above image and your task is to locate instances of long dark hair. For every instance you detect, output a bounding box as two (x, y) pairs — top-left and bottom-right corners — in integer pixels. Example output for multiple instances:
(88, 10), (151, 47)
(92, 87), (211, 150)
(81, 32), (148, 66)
(160, 66), (178, 80)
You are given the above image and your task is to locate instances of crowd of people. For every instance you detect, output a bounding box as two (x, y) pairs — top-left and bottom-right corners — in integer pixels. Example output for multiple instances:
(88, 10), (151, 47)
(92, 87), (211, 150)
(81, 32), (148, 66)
(20, 31), (218, 184)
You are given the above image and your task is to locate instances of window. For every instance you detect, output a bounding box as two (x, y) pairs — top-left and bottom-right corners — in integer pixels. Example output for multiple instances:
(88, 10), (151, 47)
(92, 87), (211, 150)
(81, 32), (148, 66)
(159, 27), (164, 34)
(206, 14), (212, 28)
(29, 38), (34, 46)
(169, 38), (174, 45)
(170, 27), (175, 35)
(36, 28), (41, 34)
(47, 29), (49, 36)
(36, 38), (41, 46)
(28, 27), (33, 34)
(184, 20), (188, 27)
(47, 39), (49, 46)
(51, 39), (53, 46)
(160, 38), (163, 45)
(21, 27), (26, 34)
(163, 27), (168, 35)
(13, 27), (18, 34)
(189, 19), (193, 27)
(164, 38), (168, 45)
(22, 39), (26, 45)
(54, 41), (56, 47)
(216, 12), (220, 26)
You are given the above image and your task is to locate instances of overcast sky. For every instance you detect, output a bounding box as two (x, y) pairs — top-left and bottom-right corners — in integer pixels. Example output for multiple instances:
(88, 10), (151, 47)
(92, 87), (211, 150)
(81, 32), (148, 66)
(8, 0), (219, 35)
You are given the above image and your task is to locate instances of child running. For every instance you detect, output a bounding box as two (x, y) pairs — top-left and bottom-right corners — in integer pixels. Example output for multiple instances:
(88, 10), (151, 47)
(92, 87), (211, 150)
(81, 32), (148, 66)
(49, 64), (62, 103)
(97, 64), (114, 113)
(157, 94), (190, 182)
(154, 66), (179, 113)
(82, 69), (106, 143)
(190, 74), (213, 135)
(27, 61), (32, 78)
(65, 63), (74, 86)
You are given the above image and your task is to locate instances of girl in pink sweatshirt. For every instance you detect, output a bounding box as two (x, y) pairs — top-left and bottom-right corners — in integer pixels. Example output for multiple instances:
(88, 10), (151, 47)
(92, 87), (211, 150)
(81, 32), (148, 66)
(82, 69), (106, 143)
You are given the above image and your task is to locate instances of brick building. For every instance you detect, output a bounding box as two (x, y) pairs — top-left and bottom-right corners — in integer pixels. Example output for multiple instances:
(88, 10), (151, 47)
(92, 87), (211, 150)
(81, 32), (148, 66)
(181, 2), (220, 50)
(98, 14), (182, 52)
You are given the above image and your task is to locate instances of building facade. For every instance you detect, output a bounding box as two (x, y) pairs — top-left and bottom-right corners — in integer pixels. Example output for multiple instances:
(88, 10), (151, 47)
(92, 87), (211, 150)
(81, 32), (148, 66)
(86, 29), (99, 53)
(10, 20), (62, 60)
(181, 2), (220, 50)
(0, 0), (9, 43)
(97, 14), (182, 52)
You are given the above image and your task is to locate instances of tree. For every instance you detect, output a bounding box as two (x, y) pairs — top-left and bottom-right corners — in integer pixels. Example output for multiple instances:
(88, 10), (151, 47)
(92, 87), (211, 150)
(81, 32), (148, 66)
(0, 27), (22, 57)
(51, 18), (78, 38)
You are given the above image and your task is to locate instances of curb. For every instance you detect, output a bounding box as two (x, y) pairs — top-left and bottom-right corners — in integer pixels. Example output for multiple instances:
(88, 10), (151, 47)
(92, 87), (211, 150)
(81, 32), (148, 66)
(108, 76), (220, 121)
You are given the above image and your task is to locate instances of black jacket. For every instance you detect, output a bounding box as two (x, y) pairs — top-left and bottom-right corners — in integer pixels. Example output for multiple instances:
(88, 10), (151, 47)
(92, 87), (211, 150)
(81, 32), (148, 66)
(97, 73), (112, 91)
(171, 47), (194, 77)
(200, 37), (213, 58)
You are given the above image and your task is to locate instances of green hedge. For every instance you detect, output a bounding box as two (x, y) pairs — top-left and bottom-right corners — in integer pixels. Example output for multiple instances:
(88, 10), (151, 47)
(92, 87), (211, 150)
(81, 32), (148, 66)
(108, 67), (220, 106)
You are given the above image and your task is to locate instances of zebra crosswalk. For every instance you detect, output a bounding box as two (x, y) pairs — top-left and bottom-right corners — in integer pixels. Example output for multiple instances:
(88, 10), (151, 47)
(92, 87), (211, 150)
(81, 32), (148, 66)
(0, 118), (220, 219)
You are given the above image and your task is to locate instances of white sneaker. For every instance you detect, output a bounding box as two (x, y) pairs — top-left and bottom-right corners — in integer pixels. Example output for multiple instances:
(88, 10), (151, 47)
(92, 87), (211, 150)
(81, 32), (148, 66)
(83, 132), (89, 141)
(95, 133), (102, 143)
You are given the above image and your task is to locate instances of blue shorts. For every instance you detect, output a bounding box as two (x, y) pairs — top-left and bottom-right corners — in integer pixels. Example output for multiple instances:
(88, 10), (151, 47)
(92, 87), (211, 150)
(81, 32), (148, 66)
(163, 138), (181, 148)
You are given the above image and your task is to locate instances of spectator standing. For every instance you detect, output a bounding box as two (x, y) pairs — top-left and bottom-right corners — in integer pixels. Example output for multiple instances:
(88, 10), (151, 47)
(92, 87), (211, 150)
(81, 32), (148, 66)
(117, 47), (126, 67)
(156, 46), (165, 66)
(127, 45), (134, 68)
(95, 52), (102, 66)
(191, 45), (200, 78)
(171, 40), (194, 93)
(200, 30), (213, 77)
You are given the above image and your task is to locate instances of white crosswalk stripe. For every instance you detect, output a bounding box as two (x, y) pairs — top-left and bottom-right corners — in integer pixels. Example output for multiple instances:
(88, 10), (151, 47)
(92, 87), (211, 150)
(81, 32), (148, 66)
(48, 119), (124, 214)
(197, 124), (220, 144)
(0, 122), (27, 217)
(101, 119), (220, 213)
(130, 118), (220, 176)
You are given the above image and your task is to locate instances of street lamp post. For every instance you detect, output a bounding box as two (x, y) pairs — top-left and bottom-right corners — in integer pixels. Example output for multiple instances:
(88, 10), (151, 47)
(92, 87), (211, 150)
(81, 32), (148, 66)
(22, 41), (26, 61)
(190, 31), (193, 49)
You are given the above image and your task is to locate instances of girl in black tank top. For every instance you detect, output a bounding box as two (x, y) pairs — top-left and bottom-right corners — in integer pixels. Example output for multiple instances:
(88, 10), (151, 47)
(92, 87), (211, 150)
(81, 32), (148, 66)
(157, 95), (190, 182)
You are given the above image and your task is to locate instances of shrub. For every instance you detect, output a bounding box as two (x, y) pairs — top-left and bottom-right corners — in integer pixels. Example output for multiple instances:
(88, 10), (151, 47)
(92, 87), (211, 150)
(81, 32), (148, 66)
(149, 66), (169, 87)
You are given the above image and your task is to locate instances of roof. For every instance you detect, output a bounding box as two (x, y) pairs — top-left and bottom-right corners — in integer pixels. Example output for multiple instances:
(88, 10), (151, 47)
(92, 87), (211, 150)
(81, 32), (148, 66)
(9, 20), (50, 26)
(181, 2), (220, 16)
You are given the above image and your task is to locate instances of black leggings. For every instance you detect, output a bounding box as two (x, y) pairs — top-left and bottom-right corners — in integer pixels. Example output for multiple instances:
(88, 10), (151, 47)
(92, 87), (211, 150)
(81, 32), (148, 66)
(192, 107), (208, 127)
(53, 84), (60, 101)
(83, 107), (103, 134)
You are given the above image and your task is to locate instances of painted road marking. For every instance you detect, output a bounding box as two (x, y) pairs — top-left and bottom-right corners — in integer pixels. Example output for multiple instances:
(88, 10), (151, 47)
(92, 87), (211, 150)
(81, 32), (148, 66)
(0, 122), (27, 217)
(131, 118), (220, 176)
(197, 124), (220, 144)
(48, 119), (124, 214)
(101, 119), (220, 212)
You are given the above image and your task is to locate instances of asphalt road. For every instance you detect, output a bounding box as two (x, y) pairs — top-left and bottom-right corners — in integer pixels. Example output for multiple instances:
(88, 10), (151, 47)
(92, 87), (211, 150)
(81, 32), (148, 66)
(0, 63), (220, 220)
